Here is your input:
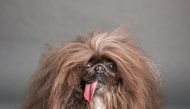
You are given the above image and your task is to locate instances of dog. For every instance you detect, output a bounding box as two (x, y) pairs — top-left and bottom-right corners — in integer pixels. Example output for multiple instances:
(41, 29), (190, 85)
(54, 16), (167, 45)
(22, 28), (163, 109)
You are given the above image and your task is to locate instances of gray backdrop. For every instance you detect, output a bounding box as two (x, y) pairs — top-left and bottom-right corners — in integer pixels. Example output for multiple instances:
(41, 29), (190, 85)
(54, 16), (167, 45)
(0, 0), (190, 109)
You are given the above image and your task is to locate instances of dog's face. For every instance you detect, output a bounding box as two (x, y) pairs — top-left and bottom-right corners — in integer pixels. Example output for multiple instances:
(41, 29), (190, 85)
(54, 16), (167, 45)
(23, 28), (163, 109)
(81, 56), (118, 101)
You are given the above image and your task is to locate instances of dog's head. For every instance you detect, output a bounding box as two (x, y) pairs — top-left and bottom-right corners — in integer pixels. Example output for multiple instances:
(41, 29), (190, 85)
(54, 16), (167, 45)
(23, 28), (163, 109)
(81, 56), (119, 101)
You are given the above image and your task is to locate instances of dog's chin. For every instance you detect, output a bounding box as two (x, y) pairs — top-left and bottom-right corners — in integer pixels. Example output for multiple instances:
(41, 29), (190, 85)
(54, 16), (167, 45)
(94, 80), (106, 94)
(95, 82), (106, 94)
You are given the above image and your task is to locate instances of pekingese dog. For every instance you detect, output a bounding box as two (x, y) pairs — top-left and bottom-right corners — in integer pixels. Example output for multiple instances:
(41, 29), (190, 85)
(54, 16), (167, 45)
(22, 28), (163, 109)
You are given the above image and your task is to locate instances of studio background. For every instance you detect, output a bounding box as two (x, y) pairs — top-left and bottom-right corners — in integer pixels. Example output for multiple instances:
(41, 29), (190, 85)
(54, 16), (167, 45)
(0, 0), (190, 109)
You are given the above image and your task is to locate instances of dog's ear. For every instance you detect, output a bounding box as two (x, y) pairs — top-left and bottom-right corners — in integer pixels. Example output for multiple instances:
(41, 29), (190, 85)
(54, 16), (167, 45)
(22, 44), (64, 109)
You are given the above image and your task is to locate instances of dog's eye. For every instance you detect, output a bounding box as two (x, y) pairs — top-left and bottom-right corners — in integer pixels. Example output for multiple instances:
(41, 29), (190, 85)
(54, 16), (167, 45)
(107, 62), (116, 70)
(86, 63), (92, 68)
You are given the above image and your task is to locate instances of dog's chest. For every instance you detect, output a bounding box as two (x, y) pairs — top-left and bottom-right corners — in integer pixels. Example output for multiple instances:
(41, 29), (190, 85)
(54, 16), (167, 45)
(93, 96), (106, 109)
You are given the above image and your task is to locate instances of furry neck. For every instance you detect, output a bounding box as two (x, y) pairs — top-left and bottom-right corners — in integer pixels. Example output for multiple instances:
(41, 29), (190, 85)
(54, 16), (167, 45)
(93, 96), (106, 109)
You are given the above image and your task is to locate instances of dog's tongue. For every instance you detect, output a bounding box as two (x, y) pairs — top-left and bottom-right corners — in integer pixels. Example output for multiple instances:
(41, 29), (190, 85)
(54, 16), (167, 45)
(84, 80), (98, 101)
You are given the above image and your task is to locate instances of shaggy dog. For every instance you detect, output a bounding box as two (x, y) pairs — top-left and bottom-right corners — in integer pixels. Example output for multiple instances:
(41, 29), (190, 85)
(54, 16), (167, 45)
(22, 28), (163, 109)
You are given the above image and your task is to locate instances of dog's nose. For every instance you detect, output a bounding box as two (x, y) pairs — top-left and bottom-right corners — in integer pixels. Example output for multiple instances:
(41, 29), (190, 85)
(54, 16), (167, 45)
(94, 65), (106, 74)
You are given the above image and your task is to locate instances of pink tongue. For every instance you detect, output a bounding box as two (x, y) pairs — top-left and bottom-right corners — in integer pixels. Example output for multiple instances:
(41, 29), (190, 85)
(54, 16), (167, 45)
(84, 80), (98, 101)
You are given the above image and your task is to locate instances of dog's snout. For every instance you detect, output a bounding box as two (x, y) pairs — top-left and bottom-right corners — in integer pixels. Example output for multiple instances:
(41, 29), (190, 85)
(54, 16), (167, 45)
(95, 65), (106, 74)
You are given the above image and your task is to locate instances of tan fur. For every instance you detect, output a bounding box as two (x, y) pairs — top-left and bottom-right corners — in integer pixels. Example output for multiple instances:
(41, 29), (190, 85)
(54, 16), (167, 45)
(22, 27), (164, 109)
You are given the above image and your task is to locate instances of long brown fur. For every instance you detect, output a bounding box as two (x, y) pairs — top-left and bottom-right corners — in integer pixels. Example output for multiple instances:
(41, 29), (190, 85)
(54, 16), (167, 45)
(22, 27), (164, 109)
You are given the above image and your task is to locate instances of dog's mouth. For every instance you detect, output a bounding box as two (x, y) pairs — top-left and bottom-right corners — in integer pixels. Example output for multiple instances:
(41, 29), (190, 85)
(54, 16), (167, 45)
(83, 79), (98, 101)
(81, 78), (105, 101)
